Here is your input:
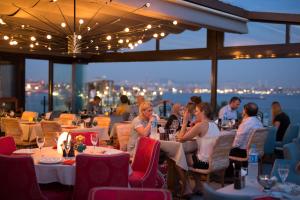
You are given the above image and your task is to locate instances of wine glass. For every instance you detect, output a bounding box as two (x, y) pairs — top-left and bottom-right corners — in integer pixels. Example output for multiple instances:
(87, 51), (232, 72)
(36, 136), (45, 153)
(64, 140), (71, 158)
(90, 133), (98, 153)
(277, 164), (289, 184)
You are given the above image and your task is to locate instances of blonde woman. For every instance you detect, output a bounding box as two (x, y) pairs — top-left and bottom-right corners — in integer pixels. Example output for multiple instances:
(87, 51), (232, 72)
(127, 101), (155, 156)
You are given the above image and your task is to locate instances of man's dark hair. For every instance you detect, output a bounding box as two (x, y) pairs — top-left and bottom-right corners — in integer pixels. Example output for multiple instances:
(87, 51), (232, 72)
(272, 101), (280, 106)
(94, 96), (101, 101)
(120, 95), (130, 104)
(244, 102), (258, 117)
(190, 96), (202, 105)
(230, 96), (241, 104)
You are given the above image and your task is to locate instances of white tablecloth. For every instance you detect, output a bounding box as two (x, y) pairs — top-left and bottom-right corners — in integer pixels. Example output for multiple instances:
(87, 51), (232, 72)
(62, 126), (110, 140)
(160, 140), (197, 171)
(20, 122), (43, 142)
(23, 146), (127, 185)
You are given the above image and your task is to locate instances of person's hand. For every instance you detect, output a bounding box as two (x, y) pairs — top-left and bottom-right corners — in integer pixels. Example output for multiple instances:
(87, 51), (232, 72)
(176, 132), (184, 142)
(149, 116), (156, 124)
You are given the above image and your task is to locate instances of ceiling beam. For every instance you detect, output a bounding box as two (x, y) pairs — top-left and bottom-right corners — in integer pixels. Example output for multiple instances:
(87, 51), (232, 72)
(248, 12), (300, 24)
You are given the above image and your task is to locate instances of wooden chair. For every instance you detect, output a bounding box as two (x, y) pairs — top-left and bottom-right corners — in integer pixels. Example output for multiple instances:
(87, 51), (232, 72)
(40, 121), (62, 147)
(189, 132), (235, 187)
(21, 111), (38, 121)
(94, 116), (111, 141)
(2, 118), (35, 147)
(229, 128), (269, 173)
(116, 123), (132, 151)
(57, 113), (76, 125)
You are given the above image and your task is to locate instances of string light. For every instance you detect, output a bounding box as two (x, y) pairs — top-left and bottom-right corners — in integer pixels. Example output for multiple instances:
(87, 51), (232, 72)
(48, 47), (52, 51)
(46, 34), (52, 39)
(61, 22), (66, 28)
(146, 24), (152, 29)
(173, 20), (178, 25)
(138, 40), (142, 44)
(79, 19), (84, 24)
(9, 40), (18, 45)
(35, 42), (39, 46)
(153, 33), (158, 38)
(107, 45), (111, 49)
(106, 35), (112, 40)
(160, 32), (165, 37)
(77, 35), (82, 40)
(126, 39), (130, 43)
(87, 27), (91, 31)
(0, 18), (6, 25)
(124, 27), (129, 32)
(118, 39), (124, 44)
(3, 35), (9, 40)
(145, 3), (151, 7)
(21, 25), (25, 29)
(30, 36), (36, 41)
(30, 44), (34, 48)
(134, 43), (138, 47)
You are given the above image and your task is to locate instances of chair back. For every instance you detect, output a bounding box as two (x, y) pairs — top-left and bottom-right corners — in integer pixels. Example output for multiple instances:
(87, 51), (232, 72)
(247, 128), (269, 158)
(58, 113), (76, 125)
(116, 123), (132, 151)
(131, 137), (160, 187)
(40, 121), (62, 147)
(282, 124), (299, 145)
(94, 116), (111, 128)
(203, 183), (252, 200)
(264, 127), (277, 155)
(209, 132), (235, 172)
(21, 111), (38, 121)
(0, 155), (46, 200)
(2, 118), (23, 145)
(73, 153), (130, 200)
(0, 136), (16, 155)
(70, 132), (99, 146)
(88, 187), (172, 200)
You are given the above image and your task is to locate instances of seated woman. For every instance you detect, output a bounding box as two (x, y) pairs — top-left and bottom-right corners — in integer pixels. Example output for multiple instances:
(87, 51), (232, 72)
(127, 101), (155, 157)
(115, 95), (131, 120)
(176, 102), (220, 195)
(271, 101), (290, 141)
(165, 103), (183, 131)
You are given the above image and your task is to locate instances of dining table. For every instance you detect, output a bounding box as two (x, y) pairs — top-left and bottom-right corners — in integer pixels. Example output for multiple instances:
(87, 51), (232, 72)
(13, 146), (128, 186)
(20, 121), (43, 142)
(61, 125), (110, 141)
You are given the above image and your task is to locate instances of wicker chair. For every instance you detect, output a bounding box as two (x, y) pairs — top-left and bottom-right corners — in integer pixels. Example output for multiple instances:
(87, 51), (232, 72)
(94, 116), (111, 141)
(229, 128), (269, 173)
(21, 111), (38, 121)
(40, 121), (62, 147)
(2, 118), (35, 147)
(57, 113), (76, 125)
(189, 132), (235, 187)
(116, 123), (132, 151)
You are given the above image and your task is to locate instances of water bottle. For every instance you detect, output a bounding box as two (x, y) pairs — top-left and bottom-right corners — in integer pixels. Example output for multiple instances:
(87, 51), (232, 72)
(248, 144), (259, 180)
(150, 116), (158, 138)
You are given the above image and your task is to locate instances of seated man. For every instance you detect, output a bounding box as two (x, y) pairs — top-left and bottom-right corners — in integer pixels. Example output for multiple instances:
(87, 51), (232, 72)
(230, 102), (263, 158)
(218, 96), (241, 121)
(86, 96), (103, 115)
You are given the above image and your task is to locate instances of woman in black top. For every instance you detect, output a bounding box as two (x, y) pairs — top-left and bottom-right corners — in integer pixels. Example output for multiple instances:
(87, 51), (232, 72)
(165, 103), (183, 131)
(272, 101), (291, 141)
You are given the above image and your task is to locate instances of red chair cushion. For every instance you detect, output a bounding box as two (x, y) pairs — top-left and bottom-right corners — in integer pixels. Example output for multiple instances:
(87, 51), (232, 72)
(88, 187), (172, 200)
(0, 136), (16, 155)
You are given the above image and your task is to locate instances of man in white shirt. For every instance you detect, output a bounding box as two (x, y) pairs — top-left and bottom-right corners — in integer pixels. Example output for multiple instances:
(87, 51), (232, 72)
(230, 102), (263, 158)
(218, 96), (241, 120)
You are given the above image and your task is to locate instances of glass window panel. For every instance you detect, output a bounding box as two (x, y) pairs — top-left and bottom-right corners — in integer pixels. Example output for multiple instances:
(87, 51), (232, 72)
(160, 29), (206, 50)
(53, 63), (72, 112)
(0, 61), (15, 98)
(291, 25), (300, 43)
(82, 60), (211, 114)
(25, 59), (48, 114)
(218, 58), (300, 124)
(225, 22), (285, 46)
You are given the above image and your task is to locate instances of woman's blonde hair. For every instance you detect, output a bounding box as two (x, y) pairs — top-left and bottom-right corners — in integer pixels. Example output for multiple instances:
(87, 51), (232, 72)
(139, 101), (152, 117)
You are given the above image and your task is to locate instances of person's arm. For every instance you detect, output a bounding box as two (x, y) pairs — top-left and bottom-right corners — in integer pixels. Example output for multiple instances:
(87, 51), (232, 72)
(179, 122), (208, 142)
(177, 110), (190, 139)
(218, 107), (224, 119)
(134, 117), (155, 137)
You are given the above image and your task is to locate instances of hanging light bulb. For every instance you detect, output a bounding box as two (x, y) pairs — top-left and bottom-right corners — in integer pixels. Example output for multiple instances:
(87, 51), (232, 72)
(79, 19), (84, 24)
(118, 39), (124, 44)
(3, 35), (9, 40)
(173, 20), (178, 25)
(87, 27), (91, 31)
(153, 33), (158, 38)
(145, 2), (151, 7)
(30, 44), (34, 48)
(146, 24), (152, 29)
(107, 45), (111, 49)
(0, 18), (6, 25)
(106, 35), (112, 40)
(138, 40), (142, 44)
(77, 35), (82, 40)
(48, 47), (52, 51)
(46, 35), (52, 39)
(61, 22), (66, 28)
(160, 32), (165, 37)
(124, 27), (130, 32)
(126, 39), (130, 43)
(35, 42), (39, 46)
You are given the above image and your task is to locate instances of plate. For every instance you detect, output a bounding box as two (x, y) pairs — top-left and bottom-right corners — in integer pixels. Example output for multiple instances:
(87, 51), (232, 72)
(39, 157), (63, 164)
(13, 149), (35, 154)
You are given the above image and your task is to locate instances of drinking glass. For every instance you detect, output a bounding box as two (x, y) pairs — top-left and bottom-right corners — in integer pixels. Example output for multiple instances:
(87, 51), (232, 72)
(277, 164), (289, 184)
(36, 136), (45, 153)
(64, 141), (71, 158)
(90, 133), (98, 153)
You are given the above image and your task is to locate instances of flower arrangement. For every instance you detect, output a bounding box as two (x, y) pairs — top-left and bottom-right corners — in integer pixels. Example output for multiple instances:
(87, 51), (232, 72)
(75, 135), (86, 152)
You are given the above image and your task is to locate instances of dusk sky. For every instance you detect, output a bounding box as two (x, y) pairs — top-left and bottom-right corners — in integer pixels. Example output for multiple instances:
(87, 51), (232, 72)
(26, 0), (300, 88)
